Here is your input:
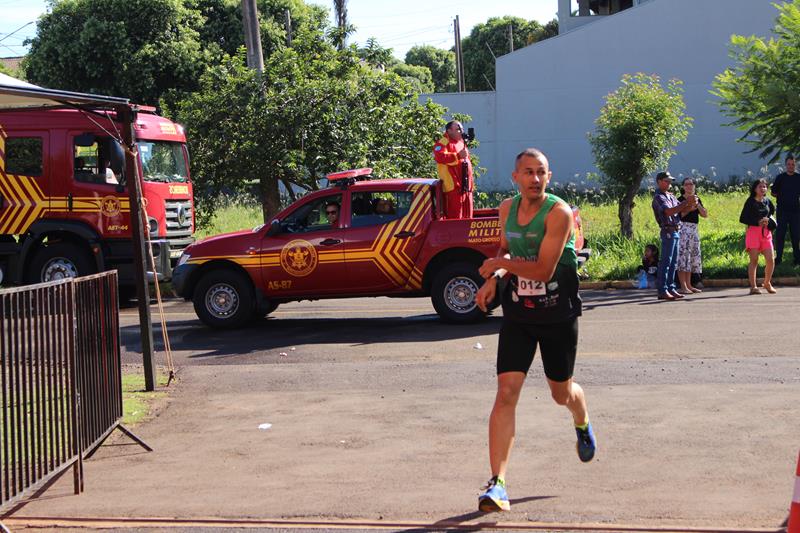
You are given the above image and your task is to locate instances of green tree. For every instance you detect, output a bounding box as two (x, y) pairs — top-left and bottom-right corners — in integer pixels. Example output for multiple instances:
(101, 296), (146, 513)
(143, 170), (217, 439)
(588, 73), (693, 238)
(405, 45), (456, 93)
(22, 0), (329, 106)
(712, 0), (800, 163)
(170, 44), (446, 226)
(390, 63), (434, 94)
(357, 37), (395, 68)
(461, 16), (557, 91)
(23, 0), (210, 105)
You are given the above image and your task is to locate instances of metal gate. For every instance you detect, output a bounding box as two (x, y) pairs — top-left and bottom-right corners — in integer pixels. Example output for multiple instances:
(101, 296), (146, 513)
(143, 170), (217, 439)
(0, 271), (121, 510)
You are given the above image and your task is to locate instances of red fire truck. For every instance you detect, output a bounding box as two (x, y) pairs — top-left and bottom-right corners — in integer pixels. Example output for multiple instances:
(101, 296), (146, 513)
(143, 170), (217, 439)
(0, 107), (194, 290)
(173, 168), (587, 328)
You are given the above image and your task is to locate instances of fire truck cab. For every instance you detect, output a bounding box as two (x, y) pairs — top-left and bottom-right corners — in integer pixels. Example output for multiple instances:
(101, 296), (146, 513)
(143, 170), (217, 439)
(0, 107), (194, 289)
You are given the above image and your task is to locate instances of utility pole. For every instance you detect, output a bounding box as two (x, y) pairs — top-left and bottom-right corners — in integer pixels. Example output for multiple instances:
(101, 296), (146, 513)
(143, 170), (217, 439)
(284, 9), (292, 46)
(454, 16), (465, 92)
(117, 104), (156, 392)
(242, 0), (264, 72)
(508, 24), (514, 53)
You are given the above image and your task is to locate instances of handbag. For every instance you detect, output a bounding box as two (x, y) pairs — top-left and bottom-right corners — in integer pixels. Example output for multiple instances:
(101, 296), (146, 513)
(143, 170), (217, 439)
(767, 217), (777, 232)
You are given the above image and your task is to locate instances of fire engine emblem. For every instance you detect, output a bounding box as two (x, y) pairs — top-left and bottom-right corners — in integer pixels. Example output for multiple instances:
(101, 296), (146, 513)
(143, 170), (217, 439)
(101, 195), (121, 217)
(280, 239), (318, 277)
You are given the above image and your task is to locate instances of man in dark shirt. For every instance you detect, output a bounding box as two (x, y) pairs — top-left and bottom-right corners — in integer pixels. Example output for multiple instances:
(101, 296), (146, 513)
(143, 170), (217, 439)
(771, 154), (800, 265)
(651, 171), (692, 300)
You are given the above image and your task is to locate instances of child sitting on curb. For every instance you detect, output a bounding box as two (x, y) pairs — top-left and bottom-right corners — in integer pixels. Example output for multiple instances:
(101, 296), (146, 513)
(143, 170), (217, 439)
(635, 244), (659, 289)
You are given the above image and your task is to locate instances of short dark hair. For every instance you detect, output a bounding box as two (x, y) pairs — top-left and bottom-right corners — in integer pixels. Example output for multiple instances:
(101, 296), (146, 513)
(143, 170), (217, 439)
(445, 120), (460, 132)
(514, 148), (549, 170)
(325, 201), (340, 210)
(786, 154), (795, 162)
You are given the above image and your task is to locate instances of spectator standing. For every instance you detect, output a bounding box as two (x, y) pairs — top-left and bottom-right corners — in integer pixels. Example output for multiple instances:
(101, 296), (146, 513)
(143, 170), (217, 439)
(651, 171), (691, 301)
(771, 154), (800, 265)
(739, 179), (777, 294)
(676, 178), (708, 293)
(433, 121), (474, 219)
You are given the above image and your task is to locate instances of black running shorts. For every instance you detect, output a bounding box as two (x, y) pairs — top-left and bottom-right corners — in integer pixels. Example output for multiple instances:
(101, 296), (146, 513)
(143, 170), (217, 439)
(496, 318), (578, 382)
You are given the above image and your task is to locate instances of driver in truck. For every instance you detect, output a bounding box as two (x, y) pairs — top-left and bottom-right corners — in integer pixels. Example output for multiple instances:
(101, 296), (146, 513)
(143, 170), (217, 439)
(325, 201), (340, 228)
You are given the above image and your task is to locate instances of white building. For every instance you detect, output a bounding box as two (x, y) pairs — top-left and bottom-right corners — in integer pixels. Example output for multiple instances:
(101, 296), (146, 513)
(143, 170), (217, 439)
(424, 0), (780, 191)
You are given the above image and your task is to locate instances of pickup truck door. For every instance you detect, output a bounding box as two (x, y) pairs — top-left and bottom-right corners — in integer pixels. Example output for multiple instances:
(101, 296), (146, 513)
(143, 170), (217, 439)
(343, 185), (431, 292)
(260, 193), (347, 296)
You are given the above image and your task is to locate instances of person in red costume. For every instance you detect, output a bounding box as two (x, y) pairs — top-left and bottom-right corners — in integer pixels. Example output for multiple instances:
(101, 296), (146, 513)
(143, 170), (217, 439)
(433, 120), (474, 219)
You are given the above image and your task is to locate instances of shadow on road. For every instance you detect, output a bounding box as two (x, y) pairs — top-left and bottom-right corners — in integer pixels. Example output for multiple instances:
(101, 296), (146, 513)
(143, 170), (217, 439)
(581, 288), (755, 310)
(121, 314), (504, 359)
(393, 496), (556, 532)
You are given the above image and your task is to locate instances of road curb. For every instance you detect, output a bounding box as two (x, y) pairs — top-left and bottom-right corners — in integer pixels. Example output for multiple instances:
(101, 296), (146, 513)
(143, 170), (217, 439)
(1, 516), (786, 532)
(580, 276), (800, 290)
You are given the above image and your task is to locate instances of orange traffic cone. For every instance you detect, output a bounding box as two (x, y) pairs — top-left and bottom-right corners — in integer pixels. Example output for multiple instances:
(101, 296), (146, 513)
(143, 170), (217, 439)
(790, 451), (800, 533)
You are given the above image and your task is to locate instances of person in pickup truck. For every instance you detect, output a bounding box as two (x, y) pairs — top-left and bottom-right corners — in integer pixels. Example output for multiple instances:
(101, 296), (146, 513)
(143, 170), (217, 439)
(433, 120), (473, 219)
(324, 201), (340, 228)
(373, 198), (395, 215)
(474, 148), (594, 514)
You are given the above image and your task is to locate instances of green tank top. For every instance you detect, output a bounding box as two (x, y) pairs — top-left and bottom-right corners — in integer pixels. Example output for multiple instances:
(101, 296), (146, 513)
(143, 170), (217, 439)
(501, 193), (581, 324)
(505, 193), (577, 275)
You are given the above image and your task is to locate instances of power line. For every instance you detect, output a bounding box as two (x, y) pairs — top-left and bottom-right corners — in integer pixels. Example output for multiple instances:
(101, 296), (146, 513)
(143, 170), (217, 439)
(0, 21), (33, 43)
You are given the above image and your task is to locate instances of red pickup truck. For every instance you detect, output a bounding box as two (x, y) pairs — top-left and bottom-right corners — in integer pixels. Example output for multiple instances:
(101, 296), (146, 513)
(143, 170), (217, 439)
(172, 170), (587, 328)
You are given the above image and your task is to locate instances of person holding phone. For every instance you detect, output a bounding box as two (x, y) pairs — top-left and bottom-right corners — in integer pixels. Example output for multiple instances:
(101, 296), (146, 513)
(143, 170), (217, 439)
(433, 120), (474, 219)
(676, 178), (707, 294)
(473, 148), (594, 514)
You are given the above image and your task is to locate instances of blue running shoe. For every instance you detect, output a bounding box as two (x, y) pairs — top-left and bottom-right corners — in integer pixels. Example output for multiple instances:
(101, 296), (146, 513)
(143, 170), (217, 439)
(575, 421), (597, 462)
(478, 476), (510, 512)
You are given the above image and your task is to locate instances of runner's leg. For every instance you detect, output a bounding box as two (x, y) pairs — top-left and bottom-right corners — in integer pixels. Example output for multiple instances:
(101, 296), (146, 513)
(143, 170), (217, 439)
(488, 371), (526, 478)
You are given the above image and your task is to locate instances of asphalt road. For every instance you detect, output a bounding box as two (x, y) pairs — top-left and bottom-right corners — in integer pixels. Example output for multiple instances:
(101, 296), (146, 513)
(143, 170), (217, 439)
(10, 287), (800, 530)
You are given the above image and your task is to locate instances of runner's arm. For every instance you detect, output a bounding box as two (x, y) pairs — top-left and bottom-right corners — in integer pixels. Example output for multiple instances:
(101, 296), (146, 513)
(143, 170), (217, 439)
(481, 202), (573, 283)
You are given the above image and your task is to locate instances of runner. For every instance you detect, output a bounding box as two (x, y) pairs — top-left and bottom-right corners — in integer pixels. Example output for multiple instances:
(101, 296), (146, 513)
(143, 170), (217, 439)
(474, 148), (596, 513)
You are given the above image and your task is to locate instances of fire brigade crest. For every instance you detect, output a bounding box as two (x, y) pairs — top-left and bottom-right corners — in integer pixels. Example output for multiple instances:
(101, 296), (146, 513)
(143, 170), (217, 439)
(101, 195), (121, 217)
(280, 239), (318, 277)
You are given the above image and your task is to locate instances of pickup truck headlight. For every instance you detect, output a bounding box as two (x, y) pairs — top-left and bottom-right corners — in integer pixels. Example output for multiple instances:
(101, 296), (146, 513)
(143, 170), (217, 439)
(176, 252), (190, 267)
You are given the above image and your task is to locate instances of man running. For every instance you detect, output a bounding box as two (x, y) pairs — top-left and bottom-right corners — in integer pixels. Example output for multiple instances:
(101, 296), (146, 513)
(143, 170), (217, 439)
(474, 148), (595, 513)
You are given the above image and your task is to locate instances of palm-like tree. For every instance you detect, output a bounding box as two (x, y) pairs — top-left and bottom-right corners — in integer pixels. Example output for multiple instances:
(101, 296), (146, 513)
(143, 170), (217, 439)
(333, 0), (348, 49)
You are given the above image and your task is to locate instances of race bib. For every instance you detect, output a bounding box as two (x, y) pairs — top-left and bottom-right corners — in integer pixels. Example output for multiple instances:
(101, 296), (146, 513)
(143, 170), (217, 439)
(517, 277), (546, 296)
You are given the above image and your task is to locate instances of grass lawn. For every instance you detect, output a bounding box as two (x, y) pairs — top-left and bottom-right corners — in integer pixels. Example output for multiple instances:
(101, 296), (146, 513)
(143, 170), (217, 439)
(122, 371), (170, 426)
(195, 191), (800, 281)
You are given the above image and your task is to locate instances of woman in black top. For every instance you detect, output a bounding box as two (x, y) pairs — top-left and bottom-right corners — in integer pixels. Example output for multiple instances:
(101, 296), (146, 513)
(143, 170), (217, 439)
(739, 179), (777, 294)
(676, 178), (708, 293)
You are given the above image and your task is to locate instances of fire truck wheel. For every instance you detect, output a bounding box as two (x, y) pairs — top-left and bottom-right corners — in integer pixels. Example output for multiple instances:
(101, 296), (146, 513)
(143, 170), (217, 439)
(28, 242), (97, 283)
(193, 269), (255, 329)
(431, 262), (487, 324)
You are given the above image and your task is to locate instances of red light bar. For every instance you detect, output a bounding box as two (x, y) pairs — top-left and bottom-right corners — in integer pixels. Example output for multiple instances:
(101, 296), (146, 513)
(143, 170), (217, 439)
(327, 168), (373, 181)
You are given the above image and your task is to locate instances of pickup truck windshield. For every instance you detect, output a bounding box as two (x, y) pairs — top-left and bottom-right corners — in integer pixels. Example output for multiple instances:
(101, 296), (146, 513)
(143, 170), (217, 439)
(138, 141), (188, 183)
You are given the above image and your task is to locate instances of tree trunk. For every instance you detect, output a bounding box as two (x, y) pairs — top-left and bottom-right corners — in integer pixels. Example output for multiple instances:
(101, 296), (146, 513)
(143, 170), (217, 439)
(280, 177), (297, 202)
(618, 187), (639, 239)
(261, 175), (281, 225)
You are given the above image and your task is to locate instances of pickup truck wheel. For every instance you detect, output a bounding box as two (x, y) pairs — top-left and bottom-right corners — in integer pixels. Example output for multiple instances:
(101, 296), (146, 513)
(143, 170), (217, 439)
(28, 242), (96, 283)
(193, 269), (255, 329)
(431, 262), (486, 324)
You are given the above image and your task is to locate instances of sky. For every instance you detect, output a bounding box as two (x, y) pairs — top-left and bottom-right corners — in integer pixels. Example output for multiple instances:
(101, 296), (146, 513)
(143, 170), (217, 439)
(0, 0), (560, 61)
